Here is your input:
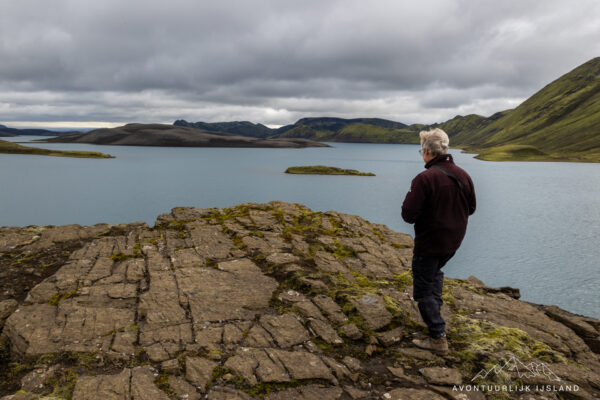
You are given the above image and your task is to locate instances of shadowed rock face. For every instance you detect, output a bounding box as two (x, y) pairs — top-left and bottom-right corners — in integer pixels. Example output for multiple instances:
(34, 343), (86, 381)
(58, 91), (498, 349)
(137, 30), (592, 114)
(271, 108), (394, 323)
(0, 202), (599, 399)
(41, 123), (330, 148)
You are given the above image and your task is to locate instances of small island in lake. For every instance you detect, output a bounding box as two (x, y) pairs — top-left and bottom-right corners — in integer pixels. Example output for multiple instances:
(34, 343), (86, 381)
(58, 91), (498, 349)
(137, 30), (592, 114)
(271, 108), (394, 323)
(285, 165), (375, 176)
(0, 139), (113, 158)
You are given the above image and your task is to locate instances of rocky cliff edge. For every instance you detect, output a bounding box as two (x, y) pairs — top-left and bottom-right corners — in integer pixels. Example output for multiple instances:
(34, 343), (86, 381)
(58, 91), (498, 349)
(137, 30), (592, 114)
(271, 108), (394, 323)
(0, 202), (598, 400)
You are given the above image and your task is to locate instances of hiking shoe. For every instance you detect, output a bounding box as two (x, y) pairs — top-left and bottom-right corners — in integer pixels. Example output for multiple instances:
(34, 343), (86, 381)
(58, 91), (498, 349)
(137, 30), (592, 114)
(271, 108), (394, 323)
(412, 336), (449, 355)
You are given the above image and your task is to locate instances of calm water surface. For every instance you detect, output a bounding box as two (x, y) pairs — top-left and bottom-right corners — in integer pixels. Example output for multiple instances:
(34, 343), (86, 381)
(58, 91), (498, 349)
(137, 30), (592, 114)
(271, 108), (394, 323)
(2, 136), (599, 318)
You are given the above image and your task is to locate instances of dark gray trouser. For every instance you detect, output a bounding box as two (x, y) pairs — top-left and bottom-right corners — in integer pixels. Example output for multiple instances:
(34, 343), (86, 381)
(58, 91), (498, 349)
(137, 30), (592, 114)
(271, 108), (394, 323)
(412, 253), (454, 338)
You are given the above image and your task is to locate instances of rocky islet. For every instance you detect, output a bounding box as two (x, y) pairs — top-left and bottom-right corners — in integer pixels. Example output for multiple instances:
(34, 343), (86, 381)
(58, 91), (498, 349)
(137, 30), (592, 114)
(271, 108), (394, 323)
(0, 202), (598, 399)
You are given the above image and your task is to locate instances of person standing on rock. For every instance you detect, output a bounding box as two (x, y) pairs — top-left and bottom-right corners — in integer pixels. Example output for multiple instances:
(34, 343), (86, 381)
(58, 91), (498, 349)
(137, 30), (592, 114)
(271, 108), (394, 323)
(401, 128), (476, 354)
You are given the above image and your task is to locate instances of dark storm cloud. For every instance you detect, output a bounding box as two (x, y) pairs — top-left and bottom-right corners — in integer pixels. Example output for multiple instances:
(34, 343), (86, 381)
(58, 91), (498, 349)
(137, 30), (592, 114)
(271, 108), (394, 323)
(1, 0), (599, 126)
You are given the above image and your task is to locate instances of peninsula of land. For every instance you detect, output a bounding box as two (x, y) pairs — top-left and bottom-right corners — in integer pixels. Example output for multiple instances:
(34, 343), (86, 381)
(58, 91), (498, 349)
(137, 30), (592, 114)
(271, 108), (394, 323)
(41, 123), (329, 148)
(0, 139), (113, 159)
(285, 165), (375, 176)
(1, 202), (599, 399)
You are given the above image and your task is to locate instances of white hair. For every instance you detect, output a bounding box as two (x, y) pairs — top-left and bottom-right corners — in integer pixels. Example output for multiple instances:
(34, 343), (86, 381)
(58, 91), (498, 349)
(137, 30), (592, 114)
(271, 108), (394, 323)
(420, 128), (449, 156)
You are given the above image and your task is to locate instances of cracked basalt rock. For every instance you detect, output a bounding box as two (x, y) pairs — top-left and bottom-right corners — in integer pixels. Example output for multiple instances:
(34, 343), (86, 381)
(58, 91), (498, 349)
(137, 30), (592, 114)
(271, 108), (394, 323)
(384, 388), (446, 400)
(1, 201), (599, 399)
(259, 314), (310, 348)
(351, 295), (393, 330)
(340, 324), (363, 340)
(377, 327), (404, 347)
(186, 357), (218, 391)
(168, 375), (201, 400)
(313, 294), (348, 324)
(420, 367), (463, 386)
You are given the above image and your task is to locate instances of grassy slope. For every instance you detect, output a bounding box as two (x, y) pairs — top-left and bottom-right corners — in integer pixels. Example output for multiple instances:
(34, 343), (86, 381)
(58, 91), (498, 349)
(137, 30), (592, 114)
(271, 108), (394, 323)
(334, 123), (419, 143)
(453, 57), (600, 162)
(0, 140), (113, 158)
(277, 123), (419, 144)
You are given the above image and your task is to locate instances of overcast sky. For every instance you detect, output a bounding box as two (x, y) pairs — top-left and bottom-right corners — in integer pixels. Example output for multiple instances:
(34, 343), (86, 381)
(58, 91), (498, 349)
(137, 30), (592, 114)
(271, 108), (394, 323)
(1, 0), (599, 128)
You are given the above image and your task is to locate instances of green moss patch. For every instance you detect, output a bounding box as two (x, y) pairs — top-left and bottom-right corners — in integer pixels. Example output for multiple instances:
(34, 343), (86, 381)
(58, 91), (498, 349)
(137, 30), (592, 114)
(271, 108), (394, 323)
(473, 145), (555, 162)
(154, 372), (177, 398)
(110, 245), (144, 262)
(449, 315), (566, 383)
(47, 289), (78, 306)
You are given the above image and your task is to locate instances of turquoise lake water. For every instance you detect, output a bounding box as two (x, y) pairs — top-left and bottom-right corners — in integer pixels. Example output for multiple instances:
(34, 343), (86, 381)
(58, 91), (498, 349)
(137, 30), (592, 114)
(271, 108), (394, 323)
(1, 136), (599, 318)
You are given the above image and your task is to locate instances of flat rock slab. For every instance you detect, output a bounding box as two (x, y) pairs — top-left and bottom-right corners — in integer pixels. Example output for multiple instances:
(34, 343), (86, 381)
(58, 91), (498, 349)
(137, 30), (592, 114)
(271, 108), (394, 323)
(420, 367), (463, 386)
(384, 388), (446, 400)
(206, 387), (252, 400)
(378, 327), (404, 347)
(72, 368), (132, 400)
(259, 314), (310, 348)
(340, 323), (363, 340)
(72, 367), (168, 400)
(189, 225), (237, 259)
(266, 252), (300, 265)
(176, 258), (278, 322)
(351, 295), (392, 330)
(224, 347), (335, 385)
(265, 385), (343, 400)
(313, 295), (348, 324)
(168, 375), (201, 400)
(309, 319), (343, 344)
(4, 301), (135, 357)
(186, 357), (218, 390)
(269, 349), (335, 382)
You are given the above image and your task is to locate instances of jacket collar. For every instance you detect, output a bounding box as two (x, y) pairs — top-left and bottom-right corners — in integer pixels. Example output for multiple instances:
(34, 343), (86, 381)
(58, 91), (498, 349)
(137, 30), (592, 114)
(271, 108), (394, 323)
(425, 153), (454, 169)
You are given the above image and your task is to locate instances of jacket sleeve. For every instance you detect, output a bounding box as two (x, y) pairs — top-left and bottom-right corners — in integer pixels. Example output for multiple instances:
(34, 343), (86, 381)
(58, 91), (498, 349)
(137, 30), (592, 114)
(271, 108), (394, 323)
(402, 174), (427, 224)
(467, 176), (476, 215)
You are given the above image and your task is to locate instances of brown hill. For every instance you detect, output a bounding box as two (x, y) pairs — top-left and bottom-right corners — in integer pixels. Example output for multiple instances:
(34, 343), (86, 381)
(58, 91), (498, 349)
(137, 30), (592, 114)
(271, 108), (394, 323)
(42, 123), (329, 148)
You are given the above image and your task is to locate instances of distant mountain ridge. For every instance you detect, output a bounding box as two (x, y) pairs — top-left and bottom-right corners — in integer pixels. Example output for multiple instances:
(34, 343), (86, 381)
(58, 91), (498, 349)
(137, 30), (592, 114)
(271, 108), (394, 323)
(173, 120), (273, 138)
(41, 123), (329, 148)
(0, 125), (72, 136)
(0, 124), (16, 137)
(175, 57), (600, 161)
(175, 117), (418, 144)
(276, 117), (408, 133)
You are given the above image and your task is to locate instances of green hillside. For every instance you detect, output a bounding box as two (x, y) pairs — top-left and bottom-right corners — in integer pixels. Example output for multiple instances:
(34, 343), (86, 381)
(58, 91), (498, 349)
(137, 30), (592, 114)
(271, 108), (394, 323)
(451, 57), (600, 161)
(276, 122), (419, 143)
(333, 123), (419, 143)
(174, 120), (272, 138)
(275, 117), (407, 134)
(275, 125), (322, 139)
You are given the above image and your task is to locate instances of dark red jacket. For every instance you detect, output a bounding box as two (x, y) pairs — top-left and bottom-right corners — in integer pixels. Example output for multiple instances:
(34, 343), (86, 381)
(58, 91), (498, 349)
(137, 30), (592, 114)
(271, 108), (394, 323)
(402, 154), (476, 256)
